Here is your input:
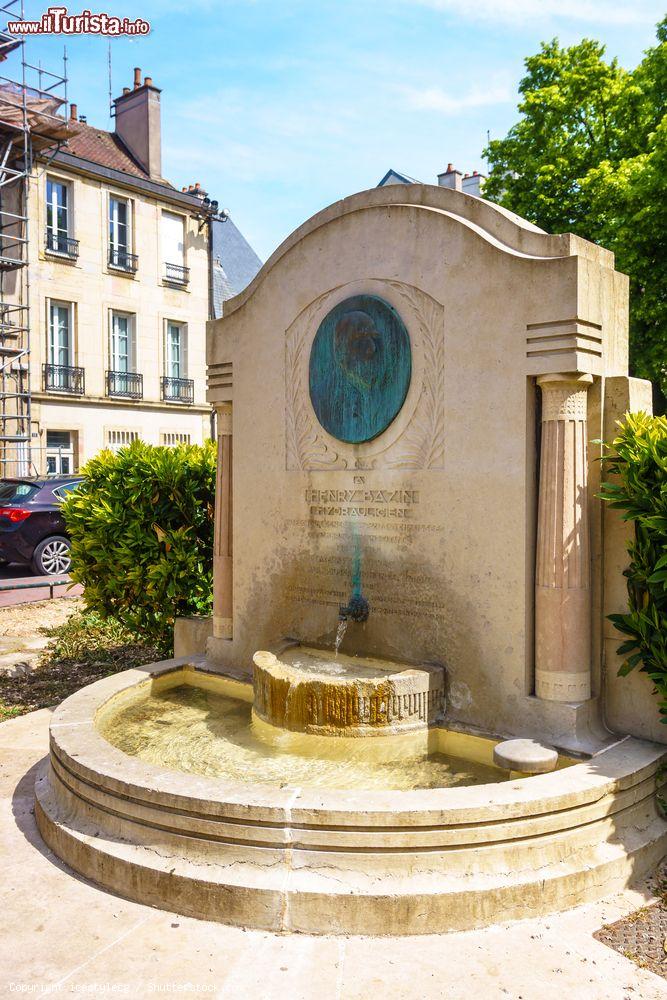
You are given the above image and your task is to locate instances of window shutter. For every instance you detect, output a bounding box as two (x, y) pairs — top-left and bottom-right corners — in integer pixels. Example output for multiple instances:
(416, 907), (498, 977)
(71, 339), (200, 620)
(130, 316), (137, 371)
(182, 325), (188, 379)
(162, 212), (184, 265)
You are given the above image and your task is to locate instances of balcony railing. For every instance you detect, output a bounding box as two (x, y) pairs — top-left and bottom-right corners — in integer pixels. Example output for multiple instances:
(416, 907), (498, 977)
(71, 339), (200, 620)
(45, 231), (79, 259)
(108, 247), (138, 273)
(164, 262), (190, 286)
(43, 363), (85, 395)
(106, 370), (143, 399)
(161, 376), (194, 404)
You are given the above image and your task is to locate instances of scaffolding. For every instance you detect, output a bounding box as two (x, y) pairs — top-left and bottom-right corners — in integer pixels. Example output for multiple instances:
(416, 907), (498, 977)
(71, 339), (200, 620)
(0, 0), (68, 477)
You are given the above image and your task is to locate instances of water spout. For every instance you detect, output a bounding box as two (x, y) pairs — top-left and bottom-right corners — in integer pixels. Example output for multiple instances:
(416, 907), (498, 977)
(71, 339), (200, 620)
(338, 525), (370, 625)
(338, 593), (370, 623)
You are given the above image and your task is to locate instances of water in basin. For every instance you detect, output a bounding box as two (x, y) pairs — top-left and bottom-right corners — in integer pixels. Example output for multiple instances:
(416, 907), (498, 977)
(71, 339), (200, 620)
(99, 682), (508, 791)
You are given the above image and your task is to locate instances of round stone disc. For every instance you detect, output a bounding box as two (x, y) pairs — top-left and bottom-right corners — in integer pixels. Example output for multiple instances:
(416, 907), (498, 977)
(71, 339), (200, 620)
(493, 738), (558, 774)
(309, 294), (411, 444)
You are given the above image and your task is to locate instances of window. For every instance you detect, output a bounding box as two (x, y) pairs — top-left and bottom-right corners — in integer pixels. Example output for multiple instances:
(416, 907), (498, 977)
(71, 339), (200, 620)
(48, 300), (73, 368)
(106, 429), (139, 453)
(0, 481), (39, 502)
(44, 304), (84, 394)
(53, 480), (82, 500)
(46, 430), (74, 475)
(110, 311), (135, 372)
(162, 322), (193, 402)
(162, 212), (188, 284)
(108, 195), (136, 270)
(108, 312), (141, 397)
(165, 321), (187, 379)
(46, 177), (70, 254)
(161, 432), (190, 447)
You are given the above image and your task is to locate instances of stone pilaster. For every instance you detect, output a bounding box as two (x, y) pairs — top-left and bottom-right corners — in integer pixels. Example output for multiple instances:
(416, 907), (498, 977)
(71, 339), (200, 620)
(213, 403), (233, 640)
(535, 374), (593, 702)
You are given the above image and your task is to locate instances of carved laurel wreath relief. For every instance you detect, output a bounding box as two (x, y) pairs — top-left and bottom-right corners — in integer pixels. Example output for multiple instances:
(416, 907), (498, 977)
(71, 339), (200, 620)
(285, 281), (445, 471)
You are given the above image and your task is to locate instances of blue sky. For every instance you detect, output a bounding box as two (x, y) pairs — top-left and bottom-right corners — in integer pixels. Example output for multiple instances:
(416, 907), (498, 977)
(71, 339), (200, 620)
(24, 0), (665, 259)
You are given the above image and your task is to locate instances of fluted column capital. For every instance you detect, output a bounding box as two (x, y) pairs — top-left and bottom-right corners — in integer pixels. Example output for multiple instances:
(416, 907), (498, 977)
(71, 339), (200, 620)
(215, 402), (232, 435)
(537, 374), (593, 422)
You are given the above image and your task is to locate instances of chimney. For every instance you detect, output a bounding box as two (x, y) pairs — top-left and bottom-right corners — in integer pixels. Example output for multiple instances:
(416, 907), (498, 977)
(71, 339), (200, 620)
(437, 163), (463, 192)
(113, 69), (162, 180)
(69, 103), (77, 121)
(461, 170), (486, 198)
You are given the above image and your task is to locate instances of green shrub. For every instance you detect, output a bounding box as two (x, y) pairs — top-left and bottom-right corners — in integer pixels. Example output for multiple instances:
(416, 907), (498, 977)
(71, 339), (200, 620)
(599, 412), (667, 723)
(62, 440), (216, 652)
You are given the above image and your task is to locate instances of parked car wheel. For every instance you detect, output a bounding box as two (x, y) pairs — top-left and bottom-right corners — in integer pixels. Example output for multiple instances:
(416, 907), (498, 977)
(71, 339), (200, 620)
(31, 536), (72, 576)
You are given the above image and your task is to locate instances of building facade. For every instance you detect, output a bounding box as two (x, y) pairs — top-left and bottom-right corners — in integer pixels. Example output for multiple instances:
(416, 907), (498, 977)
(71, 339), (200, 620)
(23, 70), (213, 474)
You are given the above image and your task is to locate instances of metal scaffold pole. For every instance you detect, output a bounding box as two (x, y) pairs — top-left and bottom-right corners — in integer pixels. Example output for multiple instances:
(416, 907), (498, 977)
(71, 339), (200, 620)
(0, 0), (68, 476)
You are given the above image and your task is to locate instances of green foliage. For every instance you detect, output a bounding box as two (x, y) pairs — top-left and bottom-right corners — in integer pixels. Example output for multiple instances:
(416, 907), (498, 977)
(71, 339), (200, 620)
(484, 19), (667, 399)
(62, 440), (216, 652)
(599, 413), (667, 722)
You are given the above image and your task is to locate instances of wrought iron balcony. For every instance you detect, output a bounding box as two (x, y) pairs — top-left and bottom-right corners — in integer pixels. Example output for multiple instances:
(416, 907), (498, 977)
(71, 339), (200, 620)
(108, 247), (138, 273)
(43, 363), (85, 395)
(106, 370), (143, 399)
(45, 231), (79, 259)
(161, 376), (194, 404)
(164, 262), (190, 285)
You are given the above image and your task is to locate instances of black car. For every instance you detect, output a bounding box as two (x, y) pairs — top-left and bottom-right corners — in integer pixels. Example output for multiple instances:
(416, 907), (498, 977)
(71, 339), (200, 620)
(0, 475), (82, 575)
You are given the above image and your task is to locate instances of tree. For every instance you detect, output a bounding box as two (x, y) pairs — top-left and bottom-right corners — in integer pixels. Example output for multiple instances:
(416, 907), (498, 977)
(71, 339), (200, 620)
(484, 20), (667, 404)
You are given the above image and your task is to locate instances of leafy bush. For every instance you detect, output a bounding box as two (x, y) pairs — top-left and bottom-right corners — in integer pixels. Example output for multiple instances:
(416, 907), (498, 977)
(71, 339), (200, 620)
(63, 440), (216, 652)
(599, 412), (667, 722)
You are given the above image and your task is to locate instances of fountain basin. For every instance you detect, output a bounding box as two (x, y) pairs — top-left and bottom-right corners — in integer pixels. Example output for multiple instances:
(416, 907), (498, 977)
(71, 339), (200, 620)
(252, 645), (446, 736)
(35, 658), (667, 935)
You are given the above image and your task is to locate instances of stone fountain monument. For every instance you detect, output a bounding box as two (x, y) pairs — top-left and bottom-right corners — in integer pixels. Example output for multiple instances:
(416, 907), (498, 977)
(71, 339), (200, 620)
(200, 182), (663, 750)
(35, 183), (667, 936)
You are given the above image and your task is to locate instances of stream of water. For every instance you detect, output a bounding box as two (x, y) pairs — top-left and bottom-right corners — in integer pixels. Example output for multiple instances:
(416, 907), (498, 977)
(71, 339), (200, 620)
(334, 619), (348, 656)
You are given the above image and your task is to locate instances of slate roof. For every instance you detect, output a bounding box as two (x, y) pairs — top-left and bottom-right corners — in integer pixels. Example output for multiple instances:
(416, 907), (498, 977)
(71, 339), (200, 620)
(211, 215), (262, 317)
(377, 167), (422, 186)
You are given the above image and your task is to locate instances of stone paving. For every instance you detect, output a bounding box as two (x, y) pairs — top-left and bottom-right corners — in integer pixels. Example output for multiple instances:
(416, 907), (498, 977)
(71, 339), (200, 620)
(2, 708), (667, 1000)
(0, 597), (81, 676)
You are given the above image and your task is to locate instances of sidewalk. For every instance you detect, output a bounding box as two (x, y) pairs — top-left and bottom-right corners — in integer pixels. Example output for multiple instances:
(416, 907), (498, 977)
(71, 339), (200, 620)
(1, 708), (666, 999)
(0, 565), (82, 608)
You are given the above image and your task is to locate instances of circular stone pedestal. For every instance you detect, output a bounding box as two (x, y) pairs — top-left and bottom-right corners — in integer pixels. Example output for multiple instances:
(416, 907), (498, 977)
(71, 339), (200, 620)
(35, 662), (667, 937)
(494, 739), (558, 774)
(252, 646), (446, 735)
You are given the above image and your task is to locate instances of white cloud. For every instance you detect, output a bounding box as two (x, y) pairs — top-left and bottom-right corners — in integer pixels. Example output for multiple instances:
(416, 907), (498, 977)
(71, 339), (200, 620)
(411, 0), (663, 26)
(401, 82), (513, 114)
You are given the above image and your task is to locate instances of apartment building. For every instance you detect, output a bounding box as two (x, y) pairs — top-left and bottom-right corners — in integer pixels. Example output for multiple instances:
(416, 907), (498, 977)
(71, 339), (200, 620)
(23, 69), (214, 474)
